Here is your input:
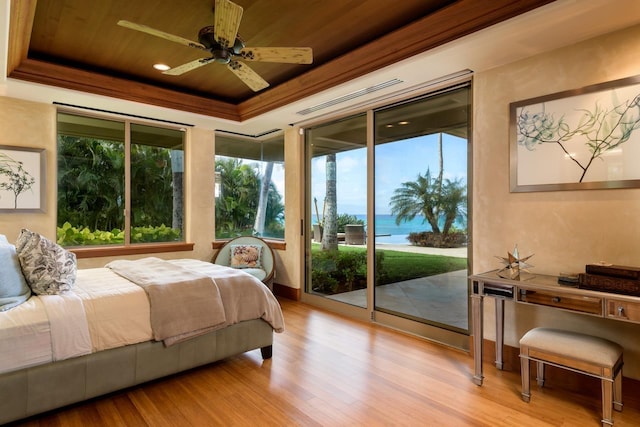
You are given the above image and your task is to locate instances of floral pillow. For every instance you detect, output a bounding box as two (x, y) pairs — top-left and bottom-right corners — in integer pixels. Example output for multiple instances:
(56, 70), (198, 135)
(230, 244), (262, 269)
(15, 229), (77, 295)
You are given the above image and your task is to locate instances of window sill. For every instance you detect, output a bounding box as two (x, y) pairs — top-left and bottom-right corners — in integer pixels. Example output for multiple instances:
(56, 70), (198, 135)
(70, 242), (195, 259)
(212, 239), (286, 251)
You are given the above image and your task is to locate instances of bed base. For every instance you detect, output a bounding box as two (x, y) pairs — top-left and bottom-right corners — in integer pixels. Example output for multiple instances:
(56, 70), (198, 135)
(0, 319), (273, 425)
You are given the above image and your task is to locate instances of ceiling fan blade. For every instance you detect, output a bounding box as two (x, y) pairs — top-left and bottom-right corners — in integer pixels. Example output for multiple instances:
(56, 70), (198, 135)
(118, 20), (206, 51)
(239, 47), (313, 64)
(214, 0), (243, 49)
(163, 57), (215, 76)
(227, 60), (269, 92)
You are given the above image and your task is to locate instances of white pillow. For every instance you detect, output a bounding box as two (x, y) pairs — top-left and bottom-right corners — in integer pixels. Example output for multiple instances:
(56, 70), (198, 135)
(0, 235), (32, 311)
(15, 229), (77, 295)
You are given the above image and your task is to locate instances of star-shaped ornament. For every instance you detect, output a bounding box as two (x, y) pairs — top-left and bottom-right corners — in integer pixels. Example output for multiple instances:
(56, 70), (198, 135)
(495, 245), (534, 280)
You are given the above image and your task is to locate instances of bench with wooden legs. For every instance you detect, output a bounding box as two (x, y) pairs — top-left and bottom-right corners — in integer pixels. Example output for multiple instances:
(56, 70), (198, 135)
(519, 328), (623, 427)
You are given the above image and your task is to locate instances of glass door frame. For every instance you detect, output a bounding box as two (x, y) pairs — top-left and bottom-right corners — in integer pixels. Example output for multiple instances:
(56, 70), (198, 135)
(301, 78), (473, 351)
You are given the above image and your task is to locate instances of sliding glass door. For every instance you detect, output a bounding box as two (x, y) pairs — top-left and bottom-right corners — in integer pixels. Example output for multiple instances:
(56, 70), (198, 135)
(304, 82), (470, 344)
(306, 114), (368, 308)
(373, 86), (470, 332)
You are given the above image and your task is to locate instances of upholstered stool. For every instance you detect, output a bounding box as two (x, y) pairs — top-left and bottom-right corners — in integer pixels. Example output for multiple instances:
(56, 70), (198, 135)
(519, 328), (623, 426)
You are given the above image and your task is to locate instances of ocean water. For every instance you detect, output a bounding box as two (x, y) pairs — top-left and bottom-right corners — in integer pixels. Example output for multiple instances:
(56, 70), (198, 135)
(313, 214), (466, 244)
(358, 214), (430, 244)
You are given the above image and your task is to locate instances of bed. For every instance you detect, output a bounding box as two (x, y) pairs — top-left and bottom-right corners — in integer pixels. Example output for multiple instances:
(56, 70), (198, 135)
(0, 256), (284, 425)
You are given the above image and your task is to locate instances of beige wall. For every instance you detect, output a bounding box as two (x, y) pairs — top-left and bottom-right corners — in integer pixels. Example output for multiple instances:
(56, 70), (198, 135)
(0, 98), (56, 238)
(277, 127), (304, 289)
(473, 24), (640, 378)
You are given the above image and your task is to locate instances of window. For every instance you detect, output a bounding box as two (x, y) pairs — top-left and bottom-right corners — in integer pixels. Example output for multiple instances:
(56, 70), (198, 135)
(215, 133), (284, 239)
(57, 112), (185, 246)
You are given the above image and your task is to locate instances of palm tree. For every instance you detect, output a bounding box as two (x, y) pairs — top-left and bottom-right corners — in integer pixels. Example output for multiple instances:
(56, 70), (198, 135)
(322, 153), (338, 250)
(440, 178), (467, 234)
(253, 161), (274, 236)
(390, 169), (466, 237)
(171, 149), (184, 232)
(130, 143), (177, 230)
(390, 169), (443, 233)
(215, 157), (285, 238)
(215, 157), (260, 235)
(265, 181), (285, 237)
(57, 136), (125, 231)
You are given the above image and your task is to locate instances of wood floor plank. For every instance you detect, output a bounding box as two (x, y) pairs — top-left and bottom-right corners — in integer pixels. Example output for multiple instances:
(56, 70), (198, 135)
(11, 298), (640, 426)
(93, 395), (137, 427)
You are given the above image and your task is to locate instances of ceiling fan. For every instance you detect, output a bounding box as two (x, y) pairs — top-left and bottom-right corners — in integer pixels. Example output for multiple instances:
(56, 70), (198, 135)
(118, 0), (313, 92)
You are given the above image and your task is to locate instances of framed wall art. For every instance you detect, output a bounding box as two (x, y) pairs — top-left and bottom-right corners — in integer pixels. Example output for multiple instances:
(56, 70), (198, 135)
(510, 75), (640, 192)
(0, 145), (46, 212)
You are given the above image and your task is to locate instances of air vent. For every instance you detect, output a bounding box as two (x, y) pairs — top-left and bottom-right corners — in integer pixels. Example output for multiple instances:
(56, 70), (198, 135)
(296, 79), (404, 115)
(215, 128), (282, 138)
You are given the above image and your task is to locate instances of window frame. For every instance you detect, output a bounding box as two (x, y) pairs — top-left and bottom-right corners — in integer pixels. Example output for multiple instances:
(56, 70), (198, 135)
(214, 131), (286, 241)
(56, 110), (192, 257)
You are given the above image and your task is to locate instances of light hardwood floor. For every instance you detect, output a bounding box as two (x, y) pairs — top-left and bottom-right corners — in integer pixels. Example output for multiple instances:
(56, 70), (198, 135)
(14, 298), (640, 426)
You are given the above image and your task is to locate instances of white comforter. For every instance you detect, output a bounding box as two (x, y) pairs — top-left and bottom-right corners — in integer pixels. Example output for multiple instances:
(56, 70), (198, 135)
(0, 259), (284, 374)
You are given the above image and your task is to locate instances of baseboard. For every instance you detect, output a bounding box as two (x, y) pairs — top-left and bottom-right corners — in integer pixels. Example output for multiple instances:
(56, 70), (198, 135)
(273, 283), (300, 300)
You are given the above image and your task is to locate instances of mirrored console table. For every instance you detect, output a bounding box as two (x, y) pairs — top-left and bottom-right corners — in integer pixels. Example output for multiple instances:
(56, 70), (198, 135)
(469, 270), (640, 386)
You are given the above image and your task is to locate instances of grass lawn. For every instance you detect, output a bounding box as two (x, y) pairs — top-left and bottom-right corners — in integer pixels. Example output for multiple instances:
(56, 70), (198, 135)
(311, 243), (467, 286)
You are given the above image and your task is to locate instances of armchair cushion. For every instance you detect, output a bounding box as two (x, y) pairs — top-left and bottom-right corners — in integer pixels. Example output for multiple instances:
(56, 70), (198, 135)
(241, 268), (267, 282)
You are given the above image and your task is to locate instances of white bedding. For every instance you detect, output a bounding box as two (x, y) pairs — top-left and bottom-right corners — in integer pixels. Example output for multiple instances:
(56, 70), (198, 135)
(40, 292), (92, 360)
(0, 297), (52, 374)
(74, 267), (152, 351)
(0, 259), (283, 375)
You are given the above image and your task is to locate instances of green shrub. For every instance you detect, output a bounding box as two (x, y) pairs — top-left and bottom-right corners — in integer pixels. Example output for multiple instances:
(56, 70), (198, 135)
(310, 244), (466, 293)
(310, 249), (389, 293)
(56, 222), (181, 246)
(407, 231), (467, 248)
(311, 249), (366, 294)
(374, 251), (389, 286)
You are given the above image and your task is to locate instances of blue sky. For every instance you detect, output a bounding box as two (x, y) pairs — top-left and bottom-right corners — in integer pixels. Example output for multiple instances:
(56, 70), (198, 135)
(311, 133), (467, 215)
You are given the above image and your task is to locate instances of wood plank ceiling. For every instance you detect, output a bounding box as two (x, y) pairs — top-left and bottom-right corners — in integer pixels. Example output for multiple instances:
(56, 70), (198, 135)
(7, 0), (554, 122)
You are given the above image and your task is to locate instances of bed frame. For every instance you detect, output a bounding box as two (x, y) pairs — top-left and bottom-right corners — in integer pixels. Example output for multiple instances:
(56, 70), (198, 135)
(0, 318), (273, 424)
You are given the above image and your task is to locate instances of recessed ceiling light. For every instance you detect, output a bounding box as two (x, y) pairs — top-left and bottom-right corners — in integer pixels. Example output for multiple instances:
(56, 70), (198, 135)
(385, 124), (394, 128)
(153, 63), (171, 71)
(398, 121), (410, 125)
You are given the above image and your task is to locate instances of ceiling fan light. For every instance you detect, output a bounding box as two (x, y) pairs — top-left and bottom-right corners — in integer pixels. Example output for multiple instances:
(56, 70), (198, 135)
(213, 50), (232, 64)
(232, 37), (245, 54)
(153, 63), (171, 71)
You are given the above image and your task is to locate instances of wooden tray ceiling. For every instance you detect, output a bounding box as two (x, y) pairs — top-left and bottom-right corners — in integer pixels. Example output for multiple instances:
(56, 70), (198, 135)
(7, 0), (554, 122)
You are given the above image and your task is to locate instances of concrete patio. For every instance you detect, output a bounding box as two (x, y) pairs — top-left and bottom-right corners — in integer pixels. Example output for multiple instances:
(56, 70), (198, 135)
(326, 244), (469, 330)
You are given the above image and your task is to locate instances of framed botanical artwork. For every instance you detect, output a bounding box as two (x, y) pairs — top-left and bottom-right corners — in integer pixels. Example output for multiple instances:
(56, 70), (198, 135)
(509, 75), (640, 192)
(0, 145), (46, 212)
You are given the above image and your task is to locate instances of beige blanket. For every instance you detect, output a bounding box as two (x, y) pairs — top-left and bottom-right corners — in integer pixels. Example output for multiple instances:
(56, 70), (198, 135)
(105, 257), (226, 345)
(169, 259), (285, 333)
